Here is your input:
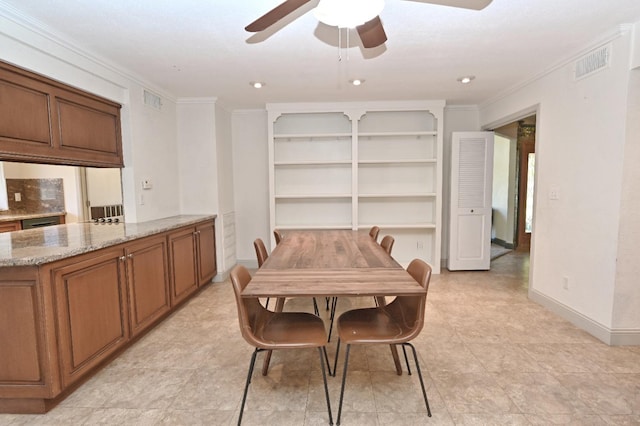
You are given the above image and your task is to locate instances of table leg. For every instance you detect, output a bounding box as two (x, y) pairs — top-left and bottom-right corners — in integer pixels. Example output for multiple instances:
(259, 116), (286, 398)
(262, 297), (286, 376)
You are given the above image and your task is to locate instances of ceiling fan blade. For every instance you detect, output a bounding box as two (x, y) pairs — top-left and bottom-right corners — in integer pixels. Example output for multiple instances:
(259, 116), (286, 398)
(245, 0), (313, 32)
(404, 0), (492, 11)
(357, 16), (387, 49)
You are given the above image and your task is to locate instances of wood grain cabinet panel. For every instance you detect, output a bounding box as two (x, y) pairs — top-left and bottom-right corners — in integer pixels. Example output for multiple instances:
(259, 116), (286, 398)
(0, 73), (52, 146)
(52, 248), (129, 388)
(0, 60), (123, 167)
(0, 283), (42, 383)
(125, 236), (171, 337)
(0, 221), (21, 233)
(168, 227), (199, 306)
(196, 221), (217, 285)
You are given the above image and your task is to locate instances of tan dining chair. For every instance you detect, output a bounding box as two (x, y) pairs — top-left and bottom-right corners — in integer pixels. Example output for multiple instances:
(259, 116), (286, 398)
(273, 229), (283, 245)
(230, 265), (333, 426)
(333, 258), (433, 424)
(380, 234), (394, 255)
(369, 225), (380, 242)
(254, 238), (271, 309)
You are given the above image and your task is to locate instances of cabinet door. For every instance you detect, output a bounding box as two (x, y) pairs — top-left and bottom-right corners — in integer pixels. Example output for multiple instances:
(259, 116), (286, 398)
(168, 227), (198, 305)
(53, 90), (123, 167)
(52, 248), (129, 388)
(0, 221), (21, 233)
(125, 236), (171, 337)
(196, 221), (217, 285)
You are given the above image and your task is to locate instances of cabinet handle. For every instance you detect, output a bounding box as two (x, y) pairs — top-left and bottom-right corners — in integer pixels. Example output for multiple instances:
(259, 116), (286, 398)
(128, 253), (134, 258)
(119, 256), (126, 261)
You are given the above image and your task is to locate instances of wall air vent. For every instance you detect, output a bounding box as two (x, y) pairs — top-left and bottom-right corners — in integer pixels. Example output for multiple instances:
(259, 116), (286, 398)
(143, 89), (163, 110)
(575, 44), (611, 81)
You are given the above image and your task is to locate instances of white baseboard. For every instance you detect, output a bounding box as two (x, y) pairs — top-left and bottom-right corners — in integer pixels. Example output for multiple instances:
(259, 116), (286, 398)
(529, 289), (640, 346)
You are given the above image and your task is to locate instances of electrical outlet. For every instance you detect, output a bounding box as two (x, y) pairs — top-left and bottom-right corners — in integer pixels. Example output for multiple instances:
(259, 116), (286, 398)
(416, 241), (424, 250)
(14, 192), (21, 202)
(562, 276), (569, 290)
(140, 193), (145, 205)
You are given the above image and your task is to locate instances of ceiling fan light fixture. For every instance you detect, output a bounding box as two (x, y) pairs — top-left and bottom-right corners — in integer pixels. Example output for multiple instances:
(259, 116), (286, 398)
(457, 75), (475, 84)
(314, 0), (385, 28)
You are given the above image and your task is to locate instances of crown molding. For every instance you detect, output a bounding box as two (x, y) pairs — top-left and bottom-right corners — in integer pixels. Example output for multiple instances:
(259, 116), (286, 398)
(0, 0), (177, 103)
(480, 24), (633, 109)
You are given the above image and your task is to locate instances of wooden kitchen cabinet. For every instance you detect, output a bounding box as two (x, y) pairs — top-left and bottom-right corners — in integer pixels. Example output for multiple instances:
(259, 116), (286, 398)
(0, 60), (123, 167)
(0, 220), (21, 233)
(124, 235), (171, 337)
(168, 227), (199, 306)
(168, 221), (217, 306)
(0, 217), (216, 413)
(196, 220), (217, 285)
(49, 247), (130, 389)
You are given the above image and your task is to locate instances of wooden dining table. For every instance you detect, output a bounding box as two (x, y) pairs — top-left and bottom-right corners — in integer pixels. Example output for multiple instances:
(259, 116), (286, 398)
(242, 229), (427, 375)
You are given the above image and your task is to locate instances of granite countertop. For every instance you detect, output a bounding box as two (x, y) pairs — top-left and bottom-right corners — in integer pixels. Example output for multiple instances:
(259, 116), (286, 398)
(0, 211), (67, 222)
(0, 214), (216, 267)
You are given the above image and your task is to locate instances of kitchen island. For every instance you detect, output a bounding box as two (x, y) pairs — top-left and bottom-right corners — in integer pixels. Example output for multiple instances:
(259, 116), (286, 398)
(0, 215), (217, 413)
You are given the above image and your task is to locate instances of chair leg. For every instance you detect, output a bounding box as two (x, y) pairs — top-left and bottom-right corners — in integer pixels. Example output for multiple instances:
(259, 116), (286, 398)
(265, 297), (270, 310)
(325, 296), (330, 310)
(402, 344), (411, 375)
(327, 297), (338, 341)
(332, 338), (341, 377)
(318, 347), (334, 425)
(336, 344), (351, 426)
(313, 297), (320, 316)
(322, 346), (333, 377)
(262, 298), (286, 375)
(404, 343), (431, 417)
(238, 348), (261, 426)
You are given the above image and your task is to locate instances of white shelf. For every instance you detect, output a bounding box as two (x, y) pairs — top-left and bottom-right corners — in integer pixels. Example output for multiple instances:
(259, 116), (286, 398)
(358, 193), (437, 198)
(275, 160), (351, 166)
(358, 159), (436, 165)
(274, 224), (353, 230)
(358, 131), (437, 137)
(358, 223), (437, 229)
(275, 193), (352, 199)
(274, 132), (351, 139)
(268, 101), (444, 273)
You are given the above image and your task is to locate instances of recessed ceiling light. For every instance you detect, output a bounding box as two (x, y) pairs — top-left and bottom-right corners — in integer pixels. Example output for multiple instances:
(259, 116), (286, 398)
(457, 76), (475, 84)
(350, 79), (364, 86)
(250, 82), (265, 89)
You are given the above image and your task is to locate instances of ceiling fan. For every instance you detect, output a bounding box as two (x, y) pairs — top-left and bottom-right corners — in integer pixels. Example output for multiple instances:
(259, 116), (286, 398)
(245, 0), (492, 48)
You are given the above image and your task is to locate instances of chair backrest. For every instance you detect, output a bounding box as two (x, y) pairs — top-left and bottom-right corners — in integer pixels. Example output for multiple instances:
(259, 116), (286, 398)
(386, 259), (432, 341)
(230, 264), (269, 348)
(273, 229), (283, 245)
(380, 235), (394, 255)
(254, 238), (269, 268)
(369, 226), (380, 242)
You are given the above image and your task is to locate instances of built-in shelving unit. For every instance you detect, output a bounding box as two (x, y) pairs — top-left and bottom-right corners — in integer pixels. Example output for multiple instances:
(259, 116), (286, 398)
(267, 101), (444, 272)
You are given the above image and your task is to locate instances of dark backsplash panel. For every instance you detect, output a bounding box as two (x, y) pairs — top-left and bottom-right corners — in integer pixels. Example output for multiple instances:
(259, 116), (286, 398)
(1, 178), (65, 215)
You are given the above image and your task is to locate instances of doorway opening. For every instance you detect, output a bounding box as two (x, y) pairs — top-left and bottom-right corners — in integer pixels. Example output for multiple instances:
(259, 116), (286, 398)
(491, 115), (536, 254)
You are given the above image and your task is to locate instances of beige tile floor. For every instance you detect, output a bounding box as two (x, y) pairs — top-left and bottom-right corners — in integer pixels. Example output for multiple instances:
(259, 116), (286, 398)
(3, 251), (640, 425)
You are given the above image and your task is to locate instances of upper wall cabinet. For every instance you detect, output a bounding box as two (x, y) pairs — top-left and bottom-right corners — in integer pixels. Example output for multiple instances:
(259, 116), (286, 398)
(0, 61), (123, 168)
(267, 101), (444, 272)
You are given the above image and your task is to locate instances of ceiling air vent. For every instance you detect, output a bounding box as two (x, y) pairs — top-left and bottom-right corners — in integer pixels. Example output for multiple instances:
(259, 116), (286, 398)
(575, 44), (611, 81)
(143, 89), (163, 110)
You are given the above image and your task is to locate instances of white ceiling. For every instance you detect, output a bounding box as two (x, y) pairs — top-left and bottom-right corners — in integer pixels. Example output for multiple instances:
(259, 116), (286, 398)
(2, 0), (640, 109)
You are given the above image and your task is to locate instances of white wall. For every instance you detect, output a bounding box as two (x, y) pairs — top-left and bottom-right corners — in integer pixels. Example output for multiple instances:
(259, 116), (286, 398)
(231, 110), (269, 264)
(612, 68), (640, 332)
(480, 27), (635, 338)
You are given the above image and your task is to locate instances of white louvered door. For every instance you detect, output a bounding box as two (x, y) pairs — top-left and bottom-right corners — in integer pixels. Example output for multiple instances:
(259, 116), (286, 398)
(448, 132), (494, 270)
